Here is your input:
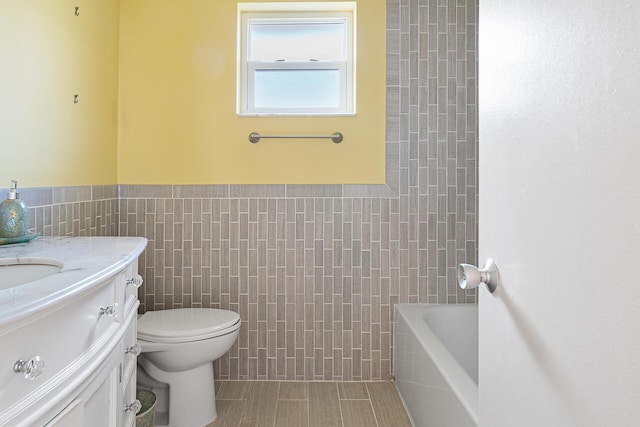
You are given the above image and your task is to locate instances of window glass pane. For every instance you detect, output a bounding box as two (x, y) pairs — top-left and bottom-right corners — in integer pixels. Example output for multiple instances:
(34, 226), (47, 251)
(249, 21), (346, 61)
(254, 69), (340, 109)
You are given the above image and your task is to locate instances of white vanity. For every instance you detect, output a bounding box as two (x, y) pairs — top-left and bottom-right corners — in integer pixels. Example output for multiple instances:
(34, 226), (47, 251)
(0, 237), (147, 426)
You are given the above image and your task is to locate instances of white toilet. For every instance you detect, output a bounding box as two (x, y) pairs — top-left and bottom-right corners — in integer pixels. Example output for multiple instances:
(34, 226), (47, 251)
(136, 308), (241, 427)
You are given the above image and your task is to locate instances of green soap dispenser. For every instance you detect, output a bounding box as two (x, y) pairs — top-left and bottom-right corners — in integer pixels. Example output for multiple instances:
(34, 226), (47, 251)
(0, 180), (30, 238)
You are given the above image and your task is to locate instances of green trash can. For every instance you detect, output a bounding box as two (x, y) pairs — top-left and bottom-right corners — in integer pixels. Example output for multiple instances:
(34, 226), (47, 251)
(135, 390), (157, 427)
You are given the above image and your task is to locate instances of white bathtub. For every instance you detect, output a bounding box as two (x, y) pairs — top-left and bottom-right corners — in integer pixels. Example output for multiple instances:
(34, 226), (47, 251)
(394, 304), (478, 427)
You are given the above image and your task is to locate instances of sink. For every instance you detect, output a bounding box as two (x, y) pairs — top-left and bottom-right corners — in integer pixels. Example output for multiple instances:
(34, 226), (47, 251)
(0, 258), (63, 290)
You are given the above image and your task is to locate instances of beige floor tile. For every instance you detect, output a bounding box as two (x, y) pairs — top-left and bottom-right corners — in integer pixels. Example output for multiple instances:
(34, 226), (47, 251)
(366, 382), (412, 427)
(240, 381), (280, 427)
(210, 380), (412, 427)
(338, 382), (370, 399)
(215, 379), (225, 397)
(279, 381), (309, 399)
(207, 399), (246, 427)
(275, 400), (309, 427)
(308, 382), (341, 427)
(340, 400), (378, 427)
(217, 381), (252, 400)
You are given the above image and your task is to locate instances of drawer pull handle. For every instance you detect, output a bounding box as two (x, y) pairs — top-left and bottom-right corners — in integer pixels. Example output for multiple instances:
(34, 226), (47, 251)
(99, 303), (119, 322)
(124, 399), (142, 414)
(125, 343), (142, 357)
(126, 275), (144, 288)
(14, 356), (45, 380)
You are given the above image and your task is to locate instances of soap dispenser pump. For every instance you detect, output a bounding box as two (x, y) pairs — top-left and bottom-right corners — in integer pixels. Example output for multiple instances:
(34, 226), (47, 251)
(0, 180), (30, 238)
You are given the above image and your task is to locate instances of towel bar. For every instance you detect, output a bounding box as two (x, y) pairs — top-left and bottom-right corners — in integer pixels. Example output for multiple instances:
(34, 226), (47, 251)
(248, 132), (343, 144)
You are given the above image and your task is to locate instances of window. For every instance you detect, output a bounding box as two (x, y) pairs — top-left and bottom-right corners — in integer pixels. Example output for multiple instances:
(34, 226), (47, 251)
(237, 2), (356, 115)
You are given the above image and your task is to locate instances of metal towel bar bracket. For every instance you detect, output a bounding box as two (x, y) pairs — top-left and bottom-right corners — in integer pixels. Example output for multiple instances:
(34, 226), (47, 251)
(249, 132), (343, 144)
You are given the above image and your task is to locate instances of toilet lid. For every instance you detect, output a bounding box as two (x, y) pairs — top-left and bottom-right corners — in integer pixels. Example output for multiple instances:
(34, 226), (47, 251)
(137, 308), (240, 343)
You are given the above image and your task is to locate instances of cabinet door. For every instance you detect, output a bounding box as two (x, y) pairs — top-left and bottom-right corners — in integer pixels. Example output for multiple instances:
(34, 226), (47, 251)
(44, 400), (84, 427)
(121, 368), (138, 427)
(44, 361), (118, 427)
(82, 363), (118, 427)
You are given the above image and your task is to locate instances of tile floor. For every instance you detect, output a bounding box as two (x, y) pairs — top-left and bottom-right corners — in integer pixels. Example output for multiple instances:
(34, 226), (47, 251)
(207, 381), (413, 427)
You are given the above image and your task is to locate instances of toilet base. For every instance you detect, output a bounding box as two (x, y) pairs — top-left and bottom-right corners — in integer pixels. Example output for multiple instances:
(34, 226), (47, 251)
(138, 356), (217, 427)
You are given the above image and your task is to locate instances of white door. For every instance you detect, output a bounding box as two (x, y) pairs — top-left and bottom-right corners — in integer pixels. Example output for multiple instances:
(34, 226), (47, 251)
(478, 1), (640, 426)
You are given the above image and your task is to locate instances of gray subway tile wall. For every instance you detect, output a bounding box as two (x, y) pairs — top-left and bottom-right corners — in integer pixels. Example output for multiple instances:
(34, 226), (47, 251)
(118, 0), (479, 381)
(20, 0), (477, 382)
(23, 185), (119, 237)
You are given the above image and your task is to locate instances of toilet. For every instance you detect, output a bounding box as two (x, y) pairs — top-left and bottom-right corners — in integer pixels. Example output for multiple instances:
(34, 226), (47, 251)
(136, 308), (241, 427)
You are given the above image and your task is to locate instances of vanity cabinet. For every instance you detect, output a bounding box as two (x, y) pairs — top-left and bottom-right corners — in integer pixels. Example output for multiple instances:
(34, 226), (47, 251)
(0, 237), (147, 427)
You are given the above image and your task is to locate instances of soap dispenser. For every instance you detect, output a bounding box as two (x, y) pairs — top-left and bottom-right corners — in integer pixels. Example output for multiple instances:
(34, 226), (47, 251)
(0, 180), (30, 238)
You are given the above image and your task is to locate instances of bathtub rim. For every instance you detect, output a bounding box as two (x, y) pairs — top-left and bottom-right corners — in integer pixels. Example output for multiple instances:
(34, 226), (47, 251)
(394, 303), (479, 425)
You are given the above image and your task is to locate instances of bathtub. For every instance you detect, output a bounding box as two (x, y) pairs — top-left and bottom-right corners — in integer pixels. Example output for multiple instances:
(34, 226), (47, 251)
(394, 304), (478, 427)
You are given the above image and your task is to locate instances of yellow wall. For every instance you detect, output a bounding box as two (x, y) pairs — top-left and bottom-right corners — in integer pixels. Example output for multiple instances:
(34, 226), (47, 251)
(0, 0), (384, 187)
(118, 0), (386, 184)
(0, 0), (120, 187)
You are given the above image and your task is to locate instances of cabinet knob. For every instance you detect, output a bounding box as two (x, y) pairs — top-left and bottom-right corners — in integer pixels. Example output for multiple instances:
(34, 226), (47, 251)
(124, 399), (142, 414)
(14, 356), (45, 380)
(126, 274), (144, 289)
(99, 303), (119, 322)
(125, 343), (142, 357)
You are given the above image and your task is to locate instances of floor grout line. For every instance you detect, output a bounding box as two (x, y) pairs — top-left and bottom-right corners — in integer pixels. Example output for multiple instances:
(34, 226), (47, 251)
(307, 383), (311, 427)
(335, 382), (345, 427)
(365, 383), (381, 427)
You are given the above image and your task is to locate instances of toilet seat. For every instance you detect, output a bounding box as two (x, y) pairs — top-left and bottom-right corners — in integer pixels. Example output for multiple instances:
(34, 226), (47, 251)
(138, 308), (241, 343)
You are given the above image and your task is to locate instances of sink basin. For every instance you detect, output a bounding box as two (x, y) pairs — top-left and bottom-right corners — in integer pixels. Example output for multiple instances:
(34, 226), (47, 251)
(0, 258), (63, 290)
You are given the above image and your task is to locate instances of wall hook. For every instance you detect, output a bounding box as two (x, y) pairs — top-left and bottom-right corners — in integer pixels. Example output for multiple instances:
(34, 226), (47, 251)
(73, 94), (79, 104)
(74, 6), (80, 16)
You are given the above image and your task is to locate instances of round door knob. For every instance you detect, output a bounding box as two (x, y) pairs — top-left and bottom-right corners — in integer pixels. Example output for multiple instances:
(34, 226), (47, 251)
(14, 356), (45, 380)
(458, 259), (500, 293)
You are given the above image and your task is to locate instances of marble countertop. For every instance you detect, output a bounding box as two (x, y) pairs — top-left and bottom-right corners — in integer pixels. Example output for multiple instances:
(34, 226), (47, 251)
(0, 236), (147, 328)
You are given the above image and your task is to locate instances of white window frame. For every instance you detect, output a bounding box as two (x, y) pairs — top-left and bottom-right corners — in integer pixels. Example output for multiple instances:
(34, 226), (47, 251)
(237, 2), (356, 116)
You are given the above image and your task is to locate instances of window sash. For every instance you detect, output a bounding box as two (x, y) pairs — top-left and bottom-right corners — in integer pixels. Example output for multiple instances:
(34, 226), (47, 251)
(247, 18), (348, 62)
(238, 4), (355, 116)
(246, 61), (347, 114)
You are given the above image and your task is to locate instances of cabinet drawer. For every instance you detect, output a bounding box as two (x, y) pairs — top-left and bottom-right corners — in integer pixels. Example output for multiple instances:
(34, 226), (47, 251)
(0, 279), (118, 415)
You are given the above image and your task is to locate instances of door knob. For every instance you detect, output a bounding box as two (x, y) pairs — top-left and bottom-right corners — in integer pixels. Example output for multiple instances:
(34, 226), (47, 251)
(458, 259), (500, 293)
